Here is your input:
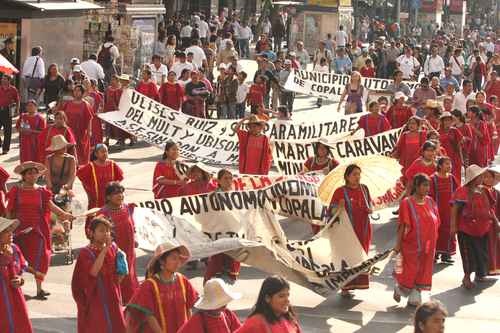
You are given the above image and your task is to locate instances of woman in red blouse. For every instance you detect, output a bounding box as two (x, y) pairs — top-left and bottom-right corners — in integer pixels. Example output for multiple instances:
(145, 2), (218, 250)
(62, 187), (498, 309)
(451, 110), (473, 168)
(405, 141), (437, 194)
(467, 106), (491, 167)
(6, 162), (72, 299)
(394, 174), (440, 306)
(392, 117), (428, 177)
(103, 75), (126, 146)
(330, 164), (372, 298)
(153, 141), (186, 199)
(0, 166), (9, 216)
(235, 276), (302, 333)
(438, 112), (463, 185)
(159, 71), (184, 110)
(352, 101), (391, 137)
(178, 163), (216, 196)
(302, 141), (339, 174)
(85, 79), (104, 147)
(451, 165), (496, 289)
(482, 168), (500, 276)
(16, 100), (46, 163)
(235, 115), (272, 175)
(38, 111), (77, 163)
(136, 68), (160, 101)
(429, 157), (459, 264)
(385, 92), (414, 129)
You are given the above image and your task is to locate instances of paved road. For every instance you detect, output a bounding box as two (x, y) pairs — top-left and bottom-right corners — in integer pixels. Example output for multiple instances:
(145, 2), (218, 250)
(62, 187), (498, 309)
(1, 64), (499, 332)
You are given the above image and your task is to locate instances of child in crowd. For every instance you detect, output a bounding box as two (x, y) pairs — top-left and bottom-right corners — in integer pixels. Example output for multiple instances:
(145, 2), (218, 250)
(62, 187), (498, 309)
(360, 58), (375, 78)
(314, 58), (329, 107)
(236, 71), (249, 118)
(247, 75), (266, 114)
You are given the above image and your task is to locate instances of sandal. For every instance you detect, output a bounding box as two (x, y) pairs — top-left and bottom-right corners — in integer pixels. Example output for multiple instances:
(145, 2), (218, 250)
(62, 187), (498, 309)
(34, 292), (48, 300)
(393, 289), (401, 303)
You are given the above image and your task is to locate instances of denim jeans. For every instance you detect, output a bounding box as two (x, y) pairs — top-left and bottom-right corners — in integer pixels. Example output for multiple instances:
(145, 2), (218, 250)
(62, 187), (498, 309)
(280, 91), (295, 113)
(238, 39), (250, 58)
(236, 103), (246, 118)
(219, 103), (236, 119)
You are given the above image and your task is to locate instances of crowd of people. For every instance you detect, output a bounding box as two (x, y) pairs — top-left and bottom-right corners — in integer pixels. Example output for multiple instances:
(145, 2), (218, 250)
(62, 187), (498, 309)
(1, 7), (500, 333)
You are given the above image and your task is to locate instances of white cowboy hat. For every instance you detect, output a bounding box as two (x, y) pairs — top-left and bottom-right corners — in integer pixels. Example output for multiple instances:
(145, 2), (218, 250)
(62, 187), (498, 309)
(464, 164), (488, 186)
(194, 278), (242, 310)
(13, 161), (47, 175)
(439, 111), (453, 120)
(394, 91), (407, 100)
(46, 134), (73, 152)
(187, 162), (214, 177)
(0, 218), (20, 234)
(146, 241), (191, 274)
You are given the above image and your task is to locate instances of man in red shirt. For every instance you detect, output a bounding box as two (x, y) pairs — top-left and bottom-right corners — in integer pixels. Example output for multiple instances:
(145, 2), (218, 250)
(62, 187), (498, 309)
(0, 74), (19, 154)
(485, 71), (500, 100)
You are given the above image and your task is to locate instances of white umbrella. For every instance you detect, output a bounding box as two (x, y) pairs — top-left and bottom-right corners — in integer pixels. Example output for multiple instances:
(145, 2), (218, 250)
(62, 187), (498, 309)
(0, 53), (18, 75)
(318, 155), (402, 205)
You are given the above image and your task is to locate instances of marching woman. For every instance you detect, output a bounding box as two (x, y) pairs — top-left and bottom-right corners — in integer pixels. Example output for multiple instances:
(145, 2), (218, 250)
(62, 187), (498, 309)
(351, 101), (391, 137)
(136, 68), (160, 101)
(0, 166), (9, 217)
(451, 165), (495, 289)
(235, 115), (272, 175)
(61, 84), (94, 166)
(438, 112), (463, 185)
(178, 163), (217, 196)
(404, 141), (437, 196)
(77, 144), (124, 210)
(393, 174), (440, 307)
(391, 117), (428, 177)
(482, 168), (500, 275)
(152, 141), (186, 199)
(451, 110), (473, 168)
(38, 111), (77, 163)
(385, 92), (414, 129)
(178, 278), (242, 333)
(126, 241), (199, 332)
(159, 71), (184, 111)
(44, 135), (77, 195)
(235, 275), (302, 333)
(204, 169), (240, 284)
(103, 75), (127, 146)
(302, 141), (339, 175)
(429, 157), (459, 264)
(0, 218), (33, 333)
(467, 106), (490, 167)
(6, 162), (73, 299)
(329, 164), (372, 298)
(86, 79), (105, 147)
(98, 182), (139, 303)
(72, 216), (127, 333)
(16, 100), (46, 163)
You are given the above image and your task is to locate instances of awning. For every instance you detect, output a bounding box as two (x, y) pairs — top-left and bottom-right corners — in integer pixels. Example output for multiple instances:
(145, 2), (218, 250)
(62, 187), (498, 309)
(13, 0), (102, 11)
(1, 0), (103, 18)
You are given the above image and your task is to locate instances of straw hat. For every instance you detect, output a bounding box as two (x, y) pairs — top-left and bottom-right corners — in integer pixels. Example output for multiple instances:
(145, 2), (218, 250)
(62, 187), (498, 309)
(394, 91), (407, 100)
(194, 278), (242, 310)
(13, 161), (47, 175)
(246, 115), (266, 125)
(118, 74), (131, 81)
(146, 241), (191, 274)
(464, 164), (488, 186)
(439, 111), (453, 120)
(187, 161), (213, 177)
(0, 217), (20, 234)
(488, 165), (500, 184)
(46, 134), (72, 152)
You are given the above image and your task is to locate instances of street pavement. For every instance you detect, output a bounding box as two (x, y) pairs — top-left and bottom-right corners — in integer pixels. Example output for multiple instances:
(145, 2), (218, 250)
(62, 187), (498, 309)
(1, 61), (500, 332)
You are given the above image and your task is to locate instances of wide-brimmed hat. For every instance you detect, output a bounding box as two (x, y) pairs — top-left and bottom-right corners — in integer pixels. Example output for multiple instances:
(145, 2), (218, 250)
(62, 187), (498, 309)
(487, 165), (500, 184)
(394, 91), (407, 100)
(46, 134), (73, 152)
(118, 74), (131, 81)
(70, 57), (80, 65)
(0, 217), (20, 234)
(187, 162), (213, 176)
(464, 164), (488, 186)
(194, 278), (242, 310)
(246, 115), (266, 125)
(439, 111), (453, 120)
(72, 65), (83, 73)
(13, 161), (47, 175)
(146, 241), (191, 274)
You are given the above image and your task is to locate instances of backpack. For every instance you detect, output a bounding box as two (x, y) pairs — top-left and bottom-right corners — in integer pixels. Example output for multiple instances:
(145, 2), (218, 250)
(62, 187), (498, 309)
(97, 45), (114, 68)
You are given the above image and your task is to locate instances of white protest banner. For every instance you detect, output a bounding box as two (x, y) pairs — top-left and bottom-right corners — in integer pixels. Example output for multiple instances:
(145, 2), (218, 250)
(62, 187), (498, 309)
(133, 207), (392, 293)
(285, 70), (419, 100)
(273, 128), (402, 176)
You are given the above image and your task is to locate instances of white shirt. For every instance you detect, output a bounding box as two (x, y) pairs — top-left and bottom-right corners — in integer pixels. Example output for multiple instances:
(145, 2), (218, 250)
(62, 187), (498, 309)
(185, 45), (207, 68)
(452, 91), (475, 114)
(180, 25), (192, 38)
(80, 59), (105, 81)
(236, 82), (249, 104)
(314, 64), (329, 73)
(485, 41), (495, 53)
(149, 63), (168, 84)
(237, 26), (253, 40)
(334, 30), (348, 47)
(171, 61), (195, 79)
(449, 55), (465, 76)
(22, 55), (45, 78)
(262, 21), (271, 34)
(101, 42), (120, 62)
(424, 55), (445, 75)
(198, 20), (209, 38)
(396, 55), (420, 79)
